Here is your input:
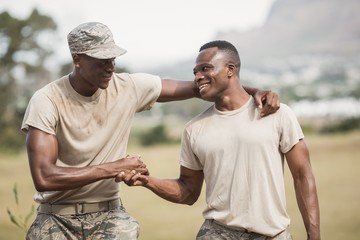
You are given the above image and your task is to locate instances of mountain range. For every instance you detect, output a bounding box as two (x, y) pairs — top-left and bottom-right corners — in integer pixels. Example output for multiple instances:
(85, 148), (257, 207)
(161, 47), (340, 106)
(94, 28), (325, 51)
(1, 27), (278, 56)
(153, 0), (360, 77)
(218, 0), (360, 65)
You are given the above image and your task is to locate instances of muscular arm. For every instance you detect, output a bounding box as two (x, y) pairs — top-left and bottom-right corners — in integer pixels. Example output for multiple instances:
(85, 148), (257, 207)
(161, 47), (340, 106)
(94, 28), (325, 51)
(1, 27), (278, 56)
(158, 79), (280, 116)
(26, 127), (146, 192)
(121, 166), (204, 205)
(157, 79), (200, 102)
(285, 139), (321, 240)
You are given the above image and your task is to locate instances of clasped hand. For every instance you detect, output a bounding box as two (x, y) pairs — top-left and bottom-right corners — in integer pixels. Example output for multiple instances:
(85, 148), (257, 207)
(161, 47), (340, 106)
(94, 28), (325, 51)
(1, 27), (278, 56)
(114, 155), (149, 186)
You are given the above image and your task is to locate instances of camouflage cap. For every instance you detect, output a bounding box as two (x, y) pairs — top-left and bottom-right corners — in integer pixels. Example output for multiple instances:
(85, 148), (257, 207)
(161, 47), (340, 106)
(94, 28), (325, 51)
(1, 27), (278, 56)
(67, 22), (127, 59)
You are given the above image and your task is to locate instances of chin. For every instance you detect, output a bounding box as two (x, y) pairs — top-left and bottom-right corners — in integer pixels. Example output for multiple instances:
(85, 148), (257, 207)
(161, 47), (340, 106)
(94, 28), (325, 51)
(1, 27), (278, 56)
(99, 83), (110, 89)
(201, 95), (214, 102)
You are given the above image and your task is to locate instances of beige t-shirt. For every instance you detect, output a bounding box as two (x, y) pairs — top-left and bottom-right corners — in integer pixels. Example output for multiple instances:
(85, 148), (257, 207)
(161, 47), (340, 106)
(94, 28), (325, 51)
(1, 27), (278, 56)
(180, 97), (304, 237)
(22, 73), (161, 204)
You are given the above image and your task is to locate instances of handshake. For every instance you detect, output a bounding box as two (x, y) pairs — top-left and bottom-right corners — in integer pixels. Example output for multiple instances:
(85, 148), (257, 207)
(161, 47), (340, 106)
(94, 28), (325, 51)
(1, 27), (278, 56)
(114, 155), (150, 186)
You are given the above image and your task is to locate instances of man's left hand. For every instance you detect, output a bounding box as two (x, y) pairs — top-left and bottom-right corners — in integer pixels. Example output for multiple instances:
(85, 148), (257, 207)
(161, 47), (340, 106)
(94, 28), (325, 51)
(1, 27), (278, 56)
(254, 90), (280, 117)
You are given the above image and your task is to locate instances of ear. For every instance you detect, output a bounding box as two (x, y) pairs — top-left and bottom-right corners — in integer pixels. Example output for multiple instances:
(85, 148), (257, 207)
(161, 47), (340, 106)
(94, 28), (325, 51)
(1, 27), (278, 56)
(72, 54), (81, 67)
(227, 63), (235, 77)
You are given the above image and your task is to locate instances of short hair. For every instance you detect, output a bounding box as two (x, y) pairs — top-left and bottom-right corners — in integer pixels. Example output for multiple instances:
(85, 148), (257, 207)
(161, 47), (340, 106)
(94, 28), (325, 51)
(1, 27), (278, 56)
(199, 40), (241, 69)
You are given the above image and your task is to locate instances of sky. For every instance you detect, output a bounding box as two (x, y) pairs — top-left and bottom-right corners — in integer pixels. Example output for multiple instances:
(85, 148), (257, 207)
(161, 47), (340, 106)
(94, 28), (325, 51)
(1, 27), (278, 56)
(1, 0), (275, 71)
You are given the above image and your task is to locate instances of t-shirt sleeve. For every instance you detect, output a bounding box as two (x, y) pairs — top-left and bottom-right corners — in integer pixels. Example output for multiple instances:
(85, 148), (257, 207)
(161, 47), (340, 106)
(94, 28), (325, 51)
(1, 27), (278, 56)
(21, 90), (58, 135)
(179, 128), (203, 170)
(279, 104), (304, 153)
(128, 73), (161, 112)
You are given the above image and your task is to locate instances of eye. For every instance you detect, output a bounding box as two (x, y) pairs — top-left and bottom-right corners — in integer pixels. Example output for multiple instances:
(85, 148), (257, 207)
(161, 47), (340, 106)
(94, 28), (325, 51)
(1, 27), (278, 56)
(193, 65), (212, 76)
(99, 61), (107, 66)
(110, 59), (116, 66)
(202, 66), (212, 72)
(98, 59), (116, 67)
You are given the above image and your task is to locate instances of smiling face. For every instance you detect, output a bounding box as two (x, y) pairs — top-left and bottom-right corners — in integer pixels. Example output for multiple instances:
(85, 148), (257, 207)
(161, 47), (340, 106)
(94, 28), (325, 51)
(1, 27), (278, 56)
(72, 54), (116, 96)
(193, 47), (232, 102)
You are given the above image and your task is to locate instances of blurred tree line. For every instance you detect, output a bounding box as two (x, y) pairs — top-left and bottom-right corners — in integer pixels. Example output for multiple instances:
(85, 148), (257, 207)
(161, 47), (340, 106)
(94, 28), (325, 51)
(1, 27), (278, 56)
(0, 9), (59, 152)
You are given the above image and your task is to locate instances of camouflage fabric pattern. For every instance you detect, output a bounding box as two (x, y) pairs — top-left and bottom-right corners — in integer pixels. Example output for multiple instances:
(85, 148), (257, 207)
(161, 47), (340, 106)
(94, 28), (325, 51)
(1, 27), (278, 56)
(196, 220), (293, 240)
(67, 22), (126, 59)
(26, 206), (139, 240)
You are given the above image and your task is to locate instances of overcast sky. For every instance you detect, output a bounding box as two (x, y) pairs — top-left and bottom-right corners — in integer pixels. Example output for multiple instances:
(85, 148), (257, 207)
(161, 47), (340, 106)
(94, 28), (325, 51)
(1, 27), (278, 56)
(1, 0), (275, 71)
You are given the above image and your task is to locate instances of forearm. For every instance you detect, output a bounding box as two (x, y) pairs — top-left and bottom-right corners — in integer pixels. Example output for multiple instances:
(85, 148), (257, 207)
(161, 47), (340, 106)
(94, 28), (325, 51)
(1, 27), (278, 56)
(243, 85), (258, 96)
(157, 79), (200, 102)
(294, 174), (321, 240)
(31, 162), (120, 192)
(144, 177), (197, 205)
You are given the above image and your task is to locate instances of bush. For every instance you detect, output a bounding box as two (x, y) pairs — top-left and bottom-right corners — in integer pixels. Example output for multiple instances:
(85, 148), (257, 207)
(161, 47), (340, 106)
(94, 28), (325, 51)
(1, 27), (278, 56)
(0, 125), (25, 153)
(138, 124), (173, 146)
(320, 117), (360, 134)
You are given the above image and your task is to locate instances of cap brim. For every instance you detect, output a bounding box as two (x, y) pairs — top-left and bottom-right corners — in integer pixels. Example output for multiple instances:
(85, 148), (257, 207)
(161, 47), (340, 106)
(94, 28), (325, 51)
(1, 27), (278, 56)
(83, 45), (127, 59)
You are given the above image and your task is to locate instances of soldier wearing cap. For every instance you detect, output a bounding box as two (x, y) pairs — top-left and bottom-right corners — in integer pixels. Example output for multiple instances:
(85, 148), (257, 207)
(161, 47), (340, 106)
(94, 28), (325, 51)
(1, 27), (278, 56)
(21, 22), (280, 239)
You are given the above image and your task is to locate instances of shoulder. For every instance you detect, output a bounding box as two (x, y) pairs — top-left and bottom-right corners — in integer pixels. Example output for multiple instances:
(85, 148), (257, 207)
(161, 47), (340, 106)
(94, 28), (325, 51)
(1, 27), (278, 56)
(275, 103), (302, 132)
(31, 76), (67, 101)
(185, 105), (214, 130)
(112, 73), (161, 92)
(113, 72), (160, 83)
(279, 103), (292, 111)
(277, 103), (298, 118)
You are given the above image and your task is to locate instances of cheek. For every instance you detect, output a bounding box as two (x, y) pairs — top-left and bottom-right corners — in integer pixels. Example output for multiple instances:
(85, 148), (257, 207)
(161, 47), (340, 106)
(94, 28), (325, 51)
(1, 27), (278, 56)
(79, 68), (98, 83)
(84, 65), (100, 76)
(209, 70), (224, 81)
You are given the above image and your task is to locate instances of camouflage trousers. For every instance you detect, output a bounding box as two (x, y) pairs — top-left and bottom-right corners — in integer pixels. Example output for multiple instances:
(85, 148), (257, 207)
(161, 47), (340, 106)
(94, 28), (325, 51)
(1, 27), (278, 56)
(26, 206), (139, 240)
(196, 219), (293, 240)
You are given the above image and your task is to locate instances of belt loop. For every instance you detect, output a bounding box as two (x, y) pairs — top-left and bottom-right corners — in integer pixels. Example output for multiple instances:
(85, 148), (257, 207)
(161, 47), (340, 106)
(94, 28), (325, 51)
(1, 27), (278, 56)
(109, 199), (117, 209)
(48, 203), (52, 214)
(75, 203), (83, 214)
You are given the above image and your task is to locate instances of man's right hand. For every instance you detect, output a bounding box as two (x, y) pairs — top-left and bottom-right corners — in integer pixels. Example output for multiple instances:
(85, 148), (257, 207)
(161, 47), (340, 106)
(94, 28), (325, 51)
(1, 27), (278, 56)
(115, 170), (149, 186)
(116, 155), (148, 174)
(113, 155), (149, 183)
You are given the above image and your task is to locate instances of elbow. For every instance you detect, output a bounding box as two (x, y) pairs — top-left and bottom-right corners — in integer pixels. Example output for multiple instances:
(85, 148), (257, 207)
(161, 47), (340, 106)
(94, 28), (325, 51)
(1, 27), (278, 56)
(33, 180), (50, 192)
(30, 164), (61, 192)
(183, 197), (197, 206)
(156, 97), (168, 103)
(166, 188), (200, 205)
(182, 191), (201, 205)
(178, 177), (202, 205)
(168, 192), (199, 205)
(185, 198), (198, 206)
(32, 176), (54, 192)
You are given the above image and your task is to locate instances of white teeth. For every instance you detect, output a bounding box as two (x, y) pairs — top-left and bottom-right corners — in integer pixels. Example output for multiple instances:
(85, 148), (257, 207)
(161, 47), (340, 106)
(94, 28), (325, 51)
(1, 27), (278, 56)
(199, 84), (209, 91)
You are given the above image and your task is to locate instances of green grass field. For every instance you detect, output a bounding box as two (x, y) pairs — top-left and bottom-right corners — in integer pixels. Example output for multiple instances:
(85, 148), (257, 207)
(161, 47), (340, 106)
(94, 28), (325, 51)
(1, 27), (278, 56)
(1, 131), (359, 239)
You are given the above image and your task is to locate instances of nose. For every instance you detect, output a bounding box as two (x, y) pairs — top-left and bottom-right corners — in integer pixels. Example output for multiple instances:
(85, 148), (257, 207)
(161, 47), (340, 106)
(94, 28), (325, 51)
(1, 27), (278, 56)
(194, 72), (205, 85)
(105, 59), (116, 72)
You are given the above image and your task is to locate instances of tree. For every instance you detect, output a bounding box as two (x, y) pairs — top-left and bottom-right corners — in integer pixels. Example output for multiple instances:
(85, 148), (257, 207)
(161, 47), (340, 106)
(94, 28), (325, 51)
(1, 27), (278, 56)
(0, 9), (57, 151)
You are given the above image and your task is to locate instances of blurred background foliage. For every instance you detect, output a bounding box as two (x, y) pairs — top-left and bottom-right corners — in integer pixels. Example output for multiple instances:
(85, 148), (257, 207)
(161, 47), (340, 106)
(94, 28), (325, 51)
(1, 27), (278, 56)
(0, 9), (57, 152)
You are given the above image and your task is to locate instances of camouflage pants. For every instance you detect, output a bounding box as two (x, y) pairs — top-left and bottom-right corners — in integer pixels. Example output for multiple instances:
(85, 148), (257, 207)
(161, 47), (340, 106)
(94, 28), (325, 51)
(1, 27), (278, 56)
(26, 206), (139, 240)
(196, 219), (293, 240)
